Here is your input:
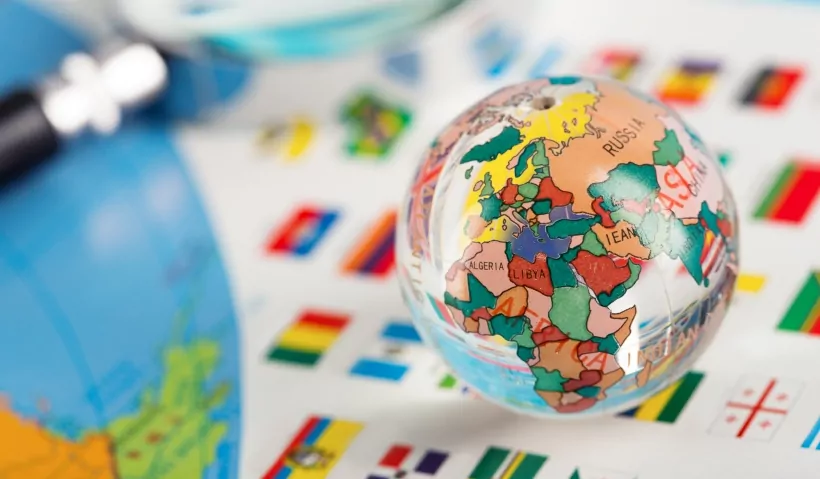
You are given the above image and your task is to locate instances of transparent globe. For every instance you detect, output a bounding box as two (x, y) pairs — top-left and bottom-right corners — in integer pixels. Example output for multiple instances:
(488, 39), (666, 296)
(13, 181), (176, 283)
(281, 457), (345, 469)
(396, 76), (739, 418)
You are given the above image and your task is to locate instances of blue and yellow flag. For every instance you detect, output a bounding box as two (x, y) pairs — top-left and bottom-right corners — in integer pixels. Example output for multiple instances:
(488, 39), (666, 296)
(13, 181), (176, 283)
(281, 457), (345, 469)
(263, 415), (363, 479)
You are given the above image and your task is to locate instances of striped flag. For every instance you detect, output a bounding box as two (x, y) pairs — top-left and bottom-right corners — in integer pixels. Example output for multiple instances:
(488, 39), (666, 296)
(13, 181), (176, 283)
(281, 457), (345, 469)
(656, 59), (721, 105)
(266, 310), (350, 367)
(367, 444), (449, 478)
(266, 206), (340, 257)
(262, 415), (363, 479)
(619, 371), (704, 423)
(528, 44), (563, 79)
(469, 446), (548, 479)
(700, 230), (725, 280)
(257, 117), (315, 161)
(708, 376), (803, 441)
(754, 160), (820, 224)
(383, 48), (420, 86)
(472, 24), (520, 78)
(349, 320), (427, 382)
(739, 65), (803, 109)
(778, 272), (820, 335)
(801, 417), (820, 450)
(341, 211), (397, 277)
(341, 92), (412, 157)
(585, 48), (642, 82)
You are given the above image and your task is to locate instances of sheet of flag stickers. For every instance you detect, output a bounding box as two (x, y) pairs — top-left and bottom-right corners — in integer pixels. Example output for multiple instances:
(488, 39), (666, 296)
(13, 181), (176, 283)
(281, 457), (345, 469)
(184, 1), (820, 477)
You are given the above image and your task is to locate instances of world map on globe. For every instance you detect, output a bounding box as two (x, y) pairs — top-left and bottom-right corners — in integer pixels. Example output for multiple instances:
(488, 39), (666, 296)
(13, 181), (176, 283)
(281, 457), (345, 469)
(398, 76), (740, 416)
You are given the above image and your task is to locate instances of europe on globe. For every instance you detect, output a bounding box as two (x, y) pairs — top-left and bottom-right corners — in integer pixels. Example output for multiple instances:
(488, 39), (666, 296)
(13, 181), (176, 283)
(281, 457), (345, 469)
(396, 76), (739, 418)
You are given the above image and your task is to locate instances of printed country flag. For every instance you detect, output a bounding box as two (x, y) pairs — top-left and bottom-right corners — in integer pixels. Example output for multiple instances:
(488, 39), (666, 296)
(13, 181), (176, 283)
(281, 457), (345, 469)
(349, 320), (427, 382)
(469, 446), (548, 479)
(383, 48), (420, 86)
(753, 160), (820, 224)
(257, 117), (315, 160)
(266, 310), (350, 367)
(472, 24), (520, 78)
(528, 44), (563, 79)
(437, 372), (471, 394)
(341, 211), (396, 277)
(700, 230), (725, 279)
(341, 92), (412, 157)
(262, 415), (363, 479)
(708, 376), (803, 440)
(430, 362), (474, 396)
(619, 371), (704, 423)
(656, 59), (721, 105)
(585, 48), (641, 82)
(367, 444), (449, 478)
(266, 206), (340, 257)
(801, 416), (820, 450)
(739, 66), (803, 109)
(778, 272), (820, 335)
(569, 467), (636, 479)
(737, 273), (766, 294)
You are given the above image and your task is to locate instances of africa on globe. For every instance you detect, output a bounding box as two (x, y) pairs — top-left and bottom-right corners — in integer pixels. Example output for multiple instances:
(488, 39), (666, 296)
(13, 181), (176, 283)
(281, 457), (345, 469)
(395, 76), (739, 418)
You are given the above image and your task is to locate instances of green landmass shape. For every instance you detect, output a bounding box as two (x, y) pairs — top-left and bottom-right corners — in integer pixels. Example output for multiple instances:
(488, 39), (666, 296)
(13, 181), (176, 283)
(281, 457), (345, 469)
(587, 163), (660, 212)
(460, 126), (522, 164)
(514, 142), (537, 177)
(548, 285), (593, 341)
(107, 339), (229, 478)
(444, 274), (497, 316)
(653, 129), (684, 166)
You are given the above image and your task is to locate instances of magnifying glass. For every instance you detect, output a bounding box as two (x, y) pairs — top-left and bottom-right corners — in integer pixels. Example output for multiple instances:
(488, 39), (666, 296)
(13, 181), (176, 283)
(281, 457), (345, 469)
(0, 0), (466, 185)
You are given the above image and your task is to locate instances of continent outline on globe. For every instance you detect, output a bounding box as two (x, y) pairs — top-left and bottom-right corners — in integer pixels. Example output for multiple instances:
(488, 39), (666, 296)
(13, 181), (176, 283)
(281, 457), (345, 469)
(398, 76), (738, 416)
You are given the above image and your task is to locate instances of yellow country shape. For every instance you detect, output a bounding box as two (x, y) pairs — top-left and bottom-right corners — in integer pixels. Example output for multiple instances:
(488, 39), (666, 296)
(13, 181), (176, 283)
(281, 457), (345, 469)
(519, 91), (598, 150)
(459, 91), (599, 248)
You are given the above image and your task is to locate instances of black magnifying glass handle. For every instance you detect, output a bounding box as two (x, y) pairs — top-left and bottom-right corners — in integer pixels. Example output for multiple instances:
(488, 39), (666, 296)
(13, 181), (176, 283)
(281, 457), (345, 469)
(0, 41), (168, 189)
(0, 89), (60, 186)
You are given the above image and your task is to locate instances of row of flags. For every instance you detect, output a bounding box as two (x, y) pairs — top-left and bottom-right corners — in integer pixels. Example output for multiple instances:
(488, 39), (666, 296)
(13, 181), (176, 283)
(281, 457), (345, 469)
(261, 162), (820, 295)
(382, 38), (807, 111)
(264, 382), (820, 479)
(622, 56), (802, 109)
(264, 414), (634, 479)
(264, 261), (820, 396)
(256, 91), (414, 162)
(264, 309), (819, 436)
(265, 312), (462, 391)
(265, 207), (397, 279)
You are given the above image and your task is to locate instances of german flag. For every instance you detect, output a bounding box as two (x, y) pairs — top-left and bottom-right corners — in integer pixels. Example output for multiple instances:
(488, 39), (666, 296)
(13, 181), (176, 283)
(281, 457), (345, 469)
(754, 160), (820, 224)
(740, 66), (803, 109)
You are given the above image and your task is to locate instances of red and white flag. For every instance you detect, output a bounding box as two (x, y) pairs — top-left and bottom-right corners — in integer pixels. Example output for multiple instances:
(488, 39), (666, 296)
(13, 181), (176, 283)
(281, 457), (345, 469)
(709, 376), (803, 440)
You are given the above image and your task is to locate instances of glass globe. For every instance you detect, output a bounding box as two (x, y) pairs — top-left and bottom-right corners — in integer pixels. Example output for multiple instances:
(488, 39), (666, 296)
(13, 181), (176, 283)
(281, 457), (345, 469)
(396, 76), (739, 418)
